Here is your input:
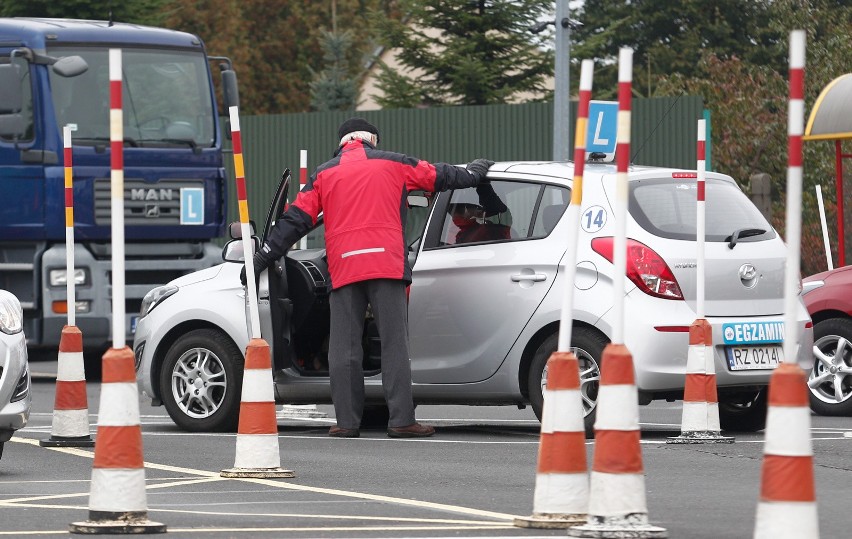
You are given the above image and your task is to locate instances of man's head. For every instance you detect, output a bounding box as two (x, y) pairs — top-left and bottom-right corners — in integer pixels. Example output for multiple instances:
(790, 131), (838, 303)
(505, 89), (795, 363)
(338, 117), (380, 146)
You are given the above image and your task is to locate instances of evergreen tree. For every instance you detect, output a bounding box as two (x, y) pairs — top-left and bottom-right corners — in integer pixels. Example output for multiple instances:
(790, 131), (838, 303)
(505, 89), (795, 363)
(310, 30), (360, 111)
(372, 0), (554, 108)
(0, 0), (172, 26)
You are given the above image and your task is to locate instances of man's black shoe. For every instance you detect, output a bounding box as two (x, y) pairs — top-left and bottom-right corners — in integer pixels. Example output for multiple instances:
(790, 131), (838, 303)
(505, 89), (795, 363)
(387, 423), (435, 438)
(329, 426), (360, 438)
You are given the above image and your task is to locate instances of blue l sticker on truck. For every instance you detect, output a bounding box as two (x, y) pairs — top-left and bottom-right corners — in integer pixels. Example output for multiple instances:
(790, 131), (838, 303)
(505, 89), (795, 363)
(722, 321), (785, 345)
(180, 187), (204, 225)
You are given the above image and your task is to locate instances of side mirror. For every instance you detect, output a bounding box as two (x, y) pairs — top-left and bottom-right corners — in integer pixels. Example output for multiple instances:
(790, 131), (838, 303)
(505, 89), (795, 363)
(51, 55), (88, 78)
(221, 68), (239, 109)
(407, 194), (429, 208)
(222, 236), (260, 262)
(0, 64), (23, 114)
(228, 220), (256, 240)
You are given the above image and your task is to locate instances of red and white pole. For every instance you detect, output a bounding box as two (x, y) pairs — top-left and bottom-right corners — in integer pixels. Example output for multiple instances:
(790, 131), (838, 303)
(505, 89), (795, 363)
(299, 149), (308, 250)
(109, 49), (126, 350)
(229, 106), (261, 339)
(610, 48), (633, 345)
(64, 125), (77, 326)
(696, 119), (707, 319)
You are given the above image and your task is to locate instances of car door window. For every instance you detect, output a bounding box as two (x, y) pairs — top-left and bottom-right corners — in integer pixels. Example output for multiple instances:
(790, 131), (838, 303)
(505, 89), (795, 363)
(531, 185), (570, 237)
(438, 181), (541, 246)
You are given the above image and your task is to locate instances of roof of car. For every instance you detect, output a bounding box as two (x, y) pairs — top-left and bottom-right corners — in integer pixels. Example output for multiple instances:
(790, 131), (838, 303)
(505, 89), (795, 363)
(488, 160), (722, 183)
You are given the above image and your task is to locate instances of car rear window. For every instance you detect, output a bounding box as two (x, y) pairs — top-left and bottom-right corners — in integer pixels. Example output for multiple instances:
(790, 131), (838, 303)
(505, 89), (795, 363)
(629, 178), (776, 242)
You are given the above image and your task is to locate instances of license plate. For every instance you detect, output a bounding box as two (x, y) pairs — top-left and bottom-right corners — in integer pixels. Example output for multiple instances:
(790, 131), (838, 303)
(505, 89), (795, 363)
(130, 316), (138, 334)
(726, 345), (783, 371)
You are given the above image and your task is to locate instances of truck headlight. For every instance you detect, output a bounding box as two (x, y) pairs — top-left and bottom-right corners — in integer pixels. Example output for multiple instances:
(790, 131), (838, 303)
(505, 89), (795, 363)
(0, 290), (23, 335)
(139, 285), (178, 319)
(49, 268), (88, 286)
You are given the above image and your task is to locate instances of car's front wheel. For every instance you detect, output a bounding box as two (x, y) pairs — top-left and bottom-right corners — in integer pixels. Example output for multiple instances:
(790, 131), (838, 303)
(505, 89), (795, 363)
(808, 318), (852, 416)
(719, 389), (767, 432)
(159, 329), (244, 432)
(528, 328), (605, 434)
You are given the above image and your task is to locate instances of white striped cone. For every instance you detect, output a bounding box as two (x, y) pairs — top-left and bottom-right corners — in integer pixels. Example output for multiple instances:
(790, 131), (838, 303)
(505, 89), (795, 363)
(41, 326), (94, 447)
(515, 352), (588, 528)
(569, 344), (667, 538)
(221, 338), (294, 478)
(754, 363), (818, 538)
(667, 319), (733, 444)
(69, 347), (165, 534)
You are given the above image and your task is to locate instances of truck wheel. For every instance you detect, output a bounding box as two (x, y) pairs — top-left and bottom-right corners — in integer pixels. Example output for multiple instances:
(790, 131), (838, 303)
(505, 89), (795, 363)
(808, 318), (852, 416)
(528, 328), (606, 435)
(719, 389), (767, 432)
(159, 329), (244, 432)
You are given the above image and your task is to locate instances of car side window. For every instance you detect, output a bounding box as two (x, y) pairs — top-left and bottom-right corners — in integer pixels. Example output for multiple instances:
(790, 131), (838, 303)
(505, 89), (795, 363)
(437, 180), (541, 247)
(531, 185), (570, 237)
(0, 58), (35, 142)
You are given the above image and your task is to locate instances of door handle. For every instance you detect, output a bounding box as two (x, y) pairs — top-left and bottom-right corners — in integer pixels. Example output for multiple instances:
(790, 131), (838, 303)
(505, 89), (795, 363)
(511, 273), (547, 282)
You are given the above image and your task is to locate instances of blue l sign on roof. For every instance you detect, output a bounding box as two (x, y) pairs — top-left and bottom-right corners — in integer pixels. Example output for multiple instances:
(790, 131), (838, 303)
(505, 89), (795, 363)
(586, 100), (618, 162)
(180, 187), (204, 225)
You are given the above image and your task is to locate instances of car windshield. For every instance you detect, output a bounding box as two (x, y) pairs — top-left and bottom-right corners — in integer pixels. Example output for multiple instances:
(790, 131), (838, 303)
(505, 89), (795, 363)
(48, 46), (215, 147)
(629, 177), (776, 242)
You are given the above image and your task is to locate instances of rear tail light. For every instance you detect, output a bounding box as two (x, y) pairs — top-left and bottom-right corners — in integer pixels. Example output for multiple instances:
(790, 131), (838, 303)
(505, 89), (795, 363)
(591, 237), (684, 300)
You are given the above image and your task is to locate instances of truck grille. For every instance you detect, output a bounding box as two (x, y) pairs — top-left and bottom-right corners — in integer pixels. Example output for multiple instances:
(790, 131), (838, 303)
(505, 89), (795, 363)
(94, 178), (204, 226)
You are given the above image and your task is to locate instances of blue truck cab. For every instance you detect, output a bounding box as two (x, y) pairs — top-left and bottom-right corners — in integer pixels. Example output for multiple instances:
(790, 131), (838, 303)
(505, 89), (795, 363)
(0, 18), (236, 353)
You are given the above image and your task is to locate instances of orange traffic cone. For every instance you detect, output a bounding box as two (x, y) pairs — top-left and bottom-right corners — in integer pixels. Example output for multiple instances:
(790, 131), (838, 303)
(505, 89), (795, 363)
(69, 347), (165, 534)
(221, 338), (294, 478)
(667, 319), (733, 444)
(515, 351), (588, 528)
(41, 325), (94, 447)
(754, 362), (818, 538)
(568, 344), (667, 538)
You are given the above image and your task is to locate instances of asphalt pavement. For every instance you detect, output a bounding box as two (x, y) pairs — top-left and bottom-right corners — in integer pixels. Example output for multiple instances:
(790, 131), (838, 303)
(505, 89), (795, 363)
(2, 359), (851, 538)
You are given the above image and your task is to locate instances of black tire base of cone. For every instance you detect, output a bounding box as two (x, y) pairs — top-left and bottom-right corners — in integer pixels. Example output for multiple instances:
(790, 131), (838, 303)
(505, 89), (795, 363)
(514, 513), (587, 528)
(220, 467), (295, 478)
(69, 512), (166, 535)
(40, 436), (95, 448)
(666, 432), (734, 444)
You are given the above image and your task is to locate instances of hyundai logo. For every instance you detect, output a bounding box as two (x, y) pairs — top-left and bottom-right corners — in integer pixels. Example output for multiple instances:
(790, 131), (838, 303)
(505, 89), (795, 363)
(739, 263), (758, 288)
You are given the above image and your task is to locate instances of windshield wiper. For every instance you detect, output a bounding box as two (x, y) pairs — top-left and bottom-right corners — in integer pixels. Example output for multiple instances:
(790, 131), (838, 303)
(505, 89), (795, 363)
(139, 138), (201, 154)
(726, 228), (766, 249)
(72, 136), (139, 150)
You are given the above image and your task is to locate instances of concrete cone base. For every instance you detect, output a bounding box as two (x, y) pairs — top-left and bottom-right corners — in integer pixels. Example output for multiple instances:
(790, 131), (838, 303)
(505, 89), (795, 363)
(69, 512), (166, 535)
(514, 512), (587, 528)
(568, 514), (667, 538)
(666, 431), (734, 444)
(40, 436), (95, 448)
(220, 467), (295, 478)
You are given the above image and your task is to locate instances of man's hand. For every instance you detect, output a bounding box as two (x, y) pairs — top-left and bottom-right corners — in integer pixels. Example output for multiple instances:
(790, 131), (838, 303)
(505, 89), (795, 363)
(466, 159), (495, 181)
(240, 250), (273, 287)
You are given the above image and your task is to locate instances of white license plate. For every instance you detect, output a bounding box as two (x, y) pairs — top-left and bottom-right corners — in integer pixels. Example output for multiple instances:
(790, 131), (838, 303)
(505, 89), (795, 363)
(130, 316), (138, 334)
(726, 345), (783, 371)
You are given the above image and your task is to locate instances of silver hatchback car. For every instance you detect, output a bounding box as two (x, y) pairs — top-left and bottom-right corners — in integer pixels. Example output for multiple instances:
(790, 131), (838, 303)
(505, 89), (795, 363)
(0, 289), (31, 461)
(134, 162), (812, 433)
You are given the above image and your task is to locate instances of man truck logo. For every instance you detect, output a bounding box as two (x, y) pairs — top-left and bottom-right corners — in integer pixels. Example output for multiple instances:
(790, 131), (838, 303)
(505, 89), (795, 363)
(145, 204), (161, 218)
(131, 188), (174, 201)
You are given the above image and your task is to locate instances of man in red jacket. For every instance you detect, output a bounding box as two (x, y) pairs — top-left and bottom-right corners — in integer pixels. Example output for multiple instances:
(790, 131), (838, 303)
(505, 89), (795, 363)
(244, 117), (493, 438)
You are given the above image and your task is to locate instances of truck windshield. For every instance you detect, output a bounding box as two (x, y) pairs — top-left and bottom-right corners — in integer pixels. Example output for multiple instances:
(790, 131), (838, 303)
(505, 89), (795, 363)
(48, 46), (215, 147)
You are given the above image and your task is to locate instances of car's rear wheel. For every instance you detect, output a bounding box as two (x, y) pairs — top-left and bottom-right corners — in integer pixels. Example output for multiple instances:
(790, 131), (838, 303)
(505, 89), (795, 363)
(719, 389), (767, 432)
(159, 329), (244, 432)
(528, 328), (605, 435)
(808, 318), (852, 416)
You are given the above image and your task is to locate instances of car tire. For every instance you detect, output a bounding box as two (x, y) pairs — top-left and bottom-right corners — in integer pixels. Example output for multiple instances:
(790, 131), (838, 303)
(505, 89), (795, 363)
(808, 318), (852, 416)
(528, 328), (606, 435)
(718, 389), (767, 432)
(159, 329), (244, 432)
(0, 441), (4, 461)
(361, 404), (391, 428)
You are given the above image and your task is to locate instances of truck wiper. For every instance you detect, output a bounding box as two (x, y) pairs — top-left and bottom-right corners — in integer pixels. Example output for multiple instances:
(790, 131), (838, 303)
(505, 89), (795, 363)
(141, 138), (201, 154)
(726, 228), (766, 249)
(72, 136), (139, 149)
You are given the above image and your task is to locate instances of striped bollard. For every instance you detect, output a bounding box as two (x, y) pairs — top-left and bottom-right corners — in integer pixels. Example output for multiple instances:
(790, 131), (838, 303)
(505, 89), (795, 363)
(570, 48), (667, 539)
(221, 106), (293, 478)
(754, 29), (818, 539)
(299, 149), (308, 250)
(42, 126), (94, 448)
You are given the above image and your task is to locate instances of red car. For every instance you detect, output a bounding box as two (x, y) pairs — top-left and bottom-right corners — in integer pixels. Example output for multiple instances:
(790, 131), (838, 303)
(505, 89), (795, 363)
(802, 266), (852, 415)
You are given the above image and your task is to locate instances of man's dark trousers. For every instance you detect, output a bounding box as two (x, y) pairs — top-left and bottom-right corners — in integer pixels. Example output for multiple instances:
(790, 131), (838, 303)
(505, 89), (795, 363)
(328, 278), (416, 429)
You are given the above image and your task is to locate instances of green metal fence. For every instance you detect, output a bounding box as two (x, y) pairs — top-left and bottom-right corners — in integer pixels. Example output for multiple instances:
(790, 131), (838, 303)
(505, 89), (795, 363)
(224, 96), (705, 238)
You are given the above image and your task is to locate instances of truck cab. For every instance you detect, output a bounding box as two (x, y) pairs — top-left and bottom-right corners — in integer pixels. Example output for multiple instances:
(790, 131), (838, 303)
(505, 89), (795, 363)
(0, 18), (235, 356)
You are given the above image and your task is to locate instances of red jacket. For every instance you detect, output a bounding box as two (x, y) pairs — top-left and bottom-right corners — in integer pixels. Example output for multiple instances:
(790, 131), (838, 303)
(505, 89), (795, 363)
(263, 139), (481, 289)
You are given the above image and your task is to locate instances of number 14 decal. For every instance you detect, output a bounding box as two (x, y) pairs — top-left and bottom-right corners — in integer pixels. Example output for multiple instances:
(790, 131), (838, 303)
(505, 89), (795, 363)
(581, 206), (607, 233)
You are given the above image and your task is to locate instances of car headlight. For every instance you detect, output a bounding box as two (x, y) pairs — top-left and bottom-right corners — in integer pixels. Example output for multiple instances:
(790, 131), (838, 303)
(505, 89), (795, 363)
(0, 290), (23, 335)
(49, 268), (88, 286)
(139, 285), (178, 320)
